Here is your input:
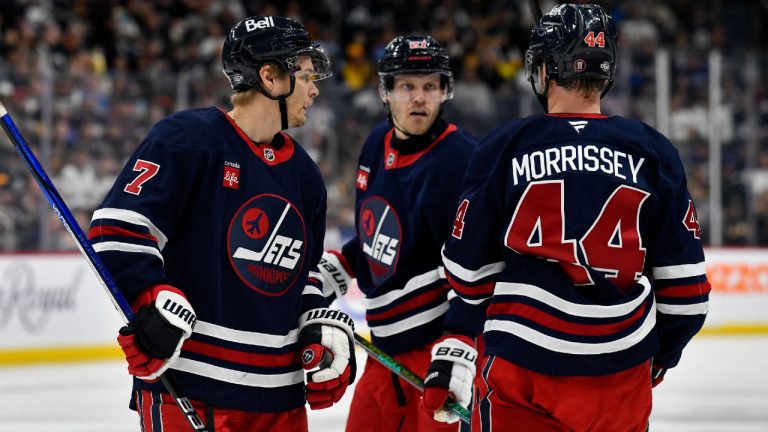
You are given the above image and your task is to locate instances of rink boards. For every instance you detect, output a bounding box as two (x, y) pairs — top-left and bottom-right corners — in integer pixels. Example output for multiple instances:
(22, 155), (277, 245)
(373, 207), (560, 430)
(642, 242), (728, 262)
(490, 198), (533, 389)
(0, 248), (765, 365)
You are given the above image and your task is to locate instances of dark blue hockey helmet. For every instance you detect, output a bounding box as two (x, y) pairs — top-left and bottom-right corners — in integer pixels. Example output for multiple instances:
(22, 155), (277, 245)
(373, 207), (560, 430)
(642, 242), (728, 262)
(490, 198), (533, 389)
(525, 4), (618, 104)
(378, 35), (453, 100)
(222, 16), (332, 92)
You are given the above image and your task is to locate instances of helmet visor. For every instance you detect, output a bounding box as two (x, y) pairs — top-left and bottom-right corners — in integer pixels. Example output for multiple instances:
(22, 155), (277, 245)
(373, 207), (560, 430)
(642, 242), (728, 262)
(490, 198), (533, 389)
(290, 44), (333, 81)
(379, 71), (453, 102)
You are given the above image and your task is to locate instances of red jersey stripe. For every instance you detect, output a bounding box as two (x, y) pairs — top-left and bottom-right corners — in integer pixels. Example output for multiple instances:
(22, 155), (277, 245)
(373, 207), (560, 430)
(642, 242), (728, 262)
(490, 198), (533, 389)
(366, 284), (449, 321)
(182, 339), (298, 368)
(655, 281), (712, 298)
(486, 300), (648, 337)
(87, 225), (158, 243)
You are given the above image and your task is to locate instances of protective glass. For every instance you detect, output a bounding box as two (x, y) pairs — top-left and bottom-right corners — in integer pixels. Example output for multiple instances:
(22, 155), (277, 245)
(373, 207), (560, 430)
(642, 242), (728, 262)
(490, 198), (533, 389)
(288, 44), (333, 81)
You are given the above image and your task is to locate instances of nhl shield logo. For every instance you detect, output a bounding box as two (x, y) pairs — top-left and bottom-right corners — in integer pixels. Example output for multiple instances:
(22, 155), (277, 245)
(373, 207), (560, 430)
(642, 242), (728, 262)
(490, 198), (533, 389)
(263, 147), (276, 162)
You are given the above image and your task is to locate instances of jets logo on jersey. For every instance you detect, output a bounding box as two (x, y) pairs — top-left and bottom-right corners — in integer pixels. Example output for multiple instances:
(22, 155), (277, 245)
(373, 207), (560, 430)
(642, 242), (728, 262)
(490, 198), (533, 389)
(359, 196), (401, 286)
(356, 165), (370, 191)
(228, 194), (306, 296)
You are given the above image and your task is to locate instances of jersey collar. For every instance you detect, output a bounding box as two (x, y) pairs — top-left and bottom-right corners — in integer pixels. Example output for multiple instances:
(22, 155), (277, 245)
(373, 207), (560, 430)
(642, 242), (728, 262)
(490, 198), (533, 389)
(383, 123), (458, 170)
(546, 113), (608, 118)
(220, 108), (295, 165)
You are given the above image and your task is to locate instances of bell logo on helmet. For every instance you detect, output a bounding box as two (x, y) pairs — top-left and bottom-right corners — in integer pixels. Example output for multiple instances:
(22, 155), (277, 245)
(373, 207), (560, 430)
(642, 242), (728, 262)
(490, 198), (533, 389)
(244, 16), (275, 32)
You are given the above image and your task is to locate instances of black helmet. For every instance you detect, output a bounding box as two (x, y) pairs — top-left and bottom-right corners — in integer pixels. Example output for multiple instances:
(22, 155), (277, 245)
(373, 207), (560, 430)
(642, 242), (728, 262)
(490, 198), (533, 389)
(525, 4), (618, 106)
(378, 35), (453, 100)
(222, 16), (332, 92)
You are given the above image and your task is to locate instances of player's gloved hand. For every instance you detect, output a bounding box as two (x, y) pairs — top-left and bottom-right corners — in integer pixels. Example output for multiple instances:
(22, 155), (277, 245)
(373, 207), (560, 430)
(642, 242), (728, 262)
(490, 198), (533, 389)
(298, 308), (356, 409)
(651, 364), (667, 387)
(117, 284), (196, 381)
(423, 335), (477, 423)
(317, 251), (353, 300)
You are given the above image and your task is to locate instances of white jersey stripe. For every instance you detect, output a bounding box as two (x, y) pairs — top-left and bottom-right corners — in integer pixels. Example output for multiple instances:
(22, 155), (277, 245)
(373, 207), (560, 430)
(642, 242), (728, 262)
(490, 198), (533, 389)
(657, 302), (709, 315)
(652, 262), (707, 280)
(92, 241), (164, 263)
(302, 285), (323, 297)
(441, 245), (506, 282)
(171, 358), (304, 388)
(193, 321), (298, 348)
(364, 267), (445, 309)
(494, 276), (651, 318)
(92, 207), (168, 250)
(483, 301), (656, 355)
(369, 302), (449, 337)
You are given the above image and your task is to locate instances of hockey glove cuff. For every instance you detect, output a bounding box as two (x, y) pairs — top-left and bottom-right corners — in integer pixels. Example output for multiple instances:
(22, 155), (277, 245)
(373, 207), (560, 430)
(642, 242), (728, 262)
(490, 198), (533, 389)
(117, 284), (196, 382)
(298, 308), (356, 410)
(317, 250), (354, 300)
(423, 335), (477, 424)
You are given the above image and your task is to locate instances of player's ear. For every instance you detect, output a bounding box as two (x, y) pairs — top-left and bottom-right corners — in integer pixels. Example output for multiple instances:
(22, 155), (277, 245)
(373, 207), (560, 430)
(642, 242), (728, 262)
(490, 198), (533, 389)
(259, 64), (278, 90)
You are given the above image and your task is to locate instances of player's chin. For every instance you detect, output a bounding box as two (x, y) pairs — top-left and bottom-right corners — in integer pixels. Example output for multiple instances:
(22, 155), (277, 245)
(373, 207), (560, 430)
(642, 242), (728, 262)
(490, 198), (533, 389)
(290, 114), (307, 128)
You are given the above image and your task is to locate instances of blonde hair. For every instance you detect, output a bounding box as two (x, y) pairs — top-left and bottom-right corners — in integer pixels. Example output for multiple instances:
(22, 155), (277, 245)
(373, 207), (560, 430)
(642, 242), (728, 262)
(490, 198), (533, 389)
(555, 78), (607, 98)
(230, 61), (288, 107)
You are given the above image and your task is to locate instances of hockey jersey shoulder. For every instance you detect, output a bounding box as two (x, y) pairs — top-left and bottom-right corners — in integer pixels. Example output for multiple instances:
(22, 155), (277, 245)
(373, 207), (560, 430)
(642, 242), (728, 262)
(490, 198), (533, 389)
(144, 107), (228, 153)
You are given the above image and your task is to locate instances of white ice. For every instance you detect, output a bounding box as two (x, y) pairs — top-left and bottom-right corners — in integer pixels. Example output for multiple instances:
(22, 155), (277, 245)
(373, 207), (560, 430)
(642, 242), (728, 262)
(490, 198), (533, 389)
(0, 336), (766, 431)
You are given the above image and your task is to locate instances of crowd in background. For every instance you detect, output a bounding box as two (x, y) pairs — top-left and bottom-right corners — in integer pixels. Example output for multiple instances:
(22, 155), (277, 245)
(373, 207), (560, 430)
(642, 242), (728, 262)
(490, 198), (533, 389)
(0, 0), (767, 251)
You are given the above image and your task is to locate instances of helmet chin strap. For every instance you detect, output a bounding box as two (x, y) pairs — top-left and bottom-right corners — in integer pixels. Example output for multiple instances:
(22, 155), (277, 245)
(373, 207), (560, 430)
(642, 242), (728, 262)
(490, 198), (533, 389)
(257, 75), (296, 130)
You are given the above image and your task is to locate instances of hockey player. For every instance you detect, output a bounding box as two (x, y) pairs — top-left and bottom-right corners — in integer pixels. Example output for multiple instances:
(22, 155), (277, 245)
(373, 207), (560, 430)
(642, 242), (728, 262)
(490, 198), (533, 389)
(434, 4), (711, 431)
(89, 16), (355, 431)
(316, 35), (479, 430)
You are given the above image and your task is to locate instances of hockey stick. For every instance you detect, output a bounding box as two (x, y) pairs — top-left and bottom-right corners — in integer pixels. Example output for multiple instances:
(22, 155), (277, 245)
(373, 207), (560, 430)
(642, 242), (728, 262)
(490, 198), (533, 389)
(0, 101), (208, 432)
(353, 333), (472, 424)
(529, 0), (543, 22)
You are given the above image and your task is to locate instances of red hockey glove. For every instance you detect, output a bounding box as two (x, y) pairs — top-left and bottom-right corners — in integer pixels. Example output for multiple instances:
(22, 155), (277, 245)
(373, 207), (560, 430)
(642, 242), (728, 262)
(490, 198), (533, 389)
(298, 308), (356, 410)
(117, 285), (196, 381)
(651, 364), (667, 388)
(317, 251), (353, 300)
(423, 335), (477, 423)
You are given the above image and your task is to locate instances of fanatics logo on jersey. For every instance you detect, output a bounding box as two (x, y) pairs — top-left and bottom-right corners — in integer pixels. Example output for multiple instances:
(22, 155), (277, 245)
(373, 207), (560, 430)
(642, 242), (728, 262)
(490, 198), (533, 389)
(568, 121), (588, 133)
(223, 161), (240, 189)
(356, 165), (370, 191)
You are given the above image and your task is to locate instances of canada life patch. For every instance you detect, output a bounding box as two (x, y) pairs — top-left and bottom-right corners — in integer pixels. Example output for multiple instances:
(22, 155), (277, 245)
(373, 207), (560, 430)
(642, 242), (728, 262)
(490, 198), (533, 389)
(223, 161), (240, 189)
(228, 194), (306, 296)
(359, 196), (402, 286)
(356, 165), (370, 191)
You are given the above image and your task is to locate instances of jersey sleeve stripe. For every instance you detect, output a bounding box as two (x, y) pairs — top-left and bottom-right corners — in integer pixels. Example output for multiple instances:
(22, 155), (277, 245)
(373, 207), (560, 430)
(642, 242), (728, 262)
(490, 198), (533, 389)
(655, 281), (712, 298)
(87, 225), (158, 243)
(171, 358), (304, 388)
(652, 262), (707, 280)
(182, 339), (297, 368)
(366, 285), (449, 321)
(484, 307), (656, 355)
(364, 267), (444, 309)
(486, 299), (649, 337)
(369, 303), (449, 337)
(446, 272), (495, 299)
(92, 241), (164, 263)
(442, 246), (506, 282)
(92, 207), (168, 250)
(193, 320), (298, 348)
(494, 277), (651, 318)
(656, 302), (709, 315)
(302, 285), (323, 296)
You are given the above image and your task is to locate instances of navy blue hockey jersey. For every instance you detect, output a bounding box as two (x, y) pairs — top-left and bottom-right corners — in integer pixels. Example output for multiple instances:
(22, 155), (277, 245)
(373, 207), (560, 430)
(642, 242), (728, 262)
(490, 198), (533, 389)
(442, 113), (710, 376)
(89, 107), (329, 412)
(338, 120), (478, 355)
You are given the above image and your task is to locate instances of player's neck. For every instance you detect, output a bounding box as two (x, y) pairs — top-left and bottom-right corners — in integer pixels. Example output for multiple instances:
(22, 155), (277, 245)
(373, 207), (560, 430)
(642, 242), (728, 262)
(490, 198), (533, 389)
(228, 102), (281, 144)
(546, 87), (601, 115)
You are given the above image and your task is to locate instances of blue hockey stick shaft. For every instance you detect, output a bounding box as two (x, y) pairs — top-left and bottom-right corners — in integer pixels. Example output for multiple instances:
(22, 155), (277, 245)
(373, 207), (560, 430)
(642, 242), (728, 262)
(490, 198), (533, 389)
(0, 101), (208, 431)
(353, 333), (472, 424)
